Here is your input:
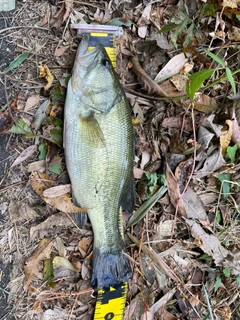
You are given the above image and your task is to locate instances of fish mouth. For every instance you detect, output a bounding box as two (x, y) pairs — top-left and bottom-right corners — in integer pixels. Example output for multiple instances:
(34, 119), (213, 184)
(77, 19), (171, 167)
(74, 36), (101, 68)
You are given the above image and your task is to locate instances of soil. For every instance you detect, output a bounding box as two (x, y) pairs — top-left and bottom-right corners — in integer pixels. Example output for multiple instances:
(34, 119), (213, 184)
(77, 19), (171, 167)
(0, 8), (15, 320)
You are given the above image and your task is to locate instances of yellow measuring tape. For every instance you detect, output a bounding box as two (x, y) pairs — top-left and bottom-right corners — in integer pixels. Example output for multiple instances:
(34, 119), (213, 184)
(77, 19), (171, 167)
(71, 24), (127, 320)
(94, 282), (128, 319)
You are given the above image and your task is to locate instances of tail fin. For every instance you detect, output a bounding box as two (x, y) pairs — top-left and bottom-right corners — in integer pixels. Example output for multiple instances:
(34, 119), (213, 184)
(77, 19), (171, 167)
(91, 247), (132, 290)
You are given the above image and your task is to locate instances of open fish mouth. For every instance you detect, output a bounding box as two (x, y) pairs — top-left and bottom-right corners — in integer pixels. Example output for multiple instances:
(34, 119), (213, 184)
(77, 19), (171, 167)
(75, 36), (101, 68)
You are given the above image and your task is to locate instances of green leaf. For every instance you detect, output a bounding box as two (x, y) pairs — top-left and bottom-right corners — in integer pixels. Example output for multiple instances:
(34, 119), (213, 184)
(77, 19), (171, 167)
(9, 118), (34, 134)
(223, 267), (231, 278)
(50, 84), (66, 105)
(170, 19), (189, 48)
(226, 67), (236, 95)
(158, 22), (180, 33)
(236, 274), (240, 284)
(198, 253), (213, 263)
(42, 116), (63, 128)
(218, 173), (231, 200)
(215, 210), (222, 224)
(183, 23), (194, 49)
(186, 69), (215, 101)
(199, 4), (215, 21)
(38, 143), (47, 160)
(214, 276), (222, 292)
(50, 127), (63, 148)
(3, 50), (32, 73)
(203, 49), (225, 67)
(227, 144), (238, 163)
(48, 161), (62, 175)
(25, 133), (38, 138)
(107, 18), (132, 27)
(127, 185), (167, 228)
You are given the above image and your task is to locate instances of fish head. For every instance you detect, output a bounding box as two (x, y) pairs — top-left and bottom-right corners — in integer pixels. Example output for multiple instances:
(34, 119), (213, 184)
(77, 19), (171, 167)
(71, 37), (124, 115)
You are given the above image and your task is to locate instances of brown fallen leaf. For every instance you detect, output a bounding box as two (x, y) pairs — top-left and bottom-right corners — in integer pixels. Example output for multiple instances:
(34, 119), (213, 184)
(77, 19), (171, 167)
(30, 212), (76, 241)
(228, 26), (240, 41)
(192, 93), (218, 113)
(0, 94), (18, 134)
(43, 184), (71, 198)
(137, 4), (151, 38)
(49, 1), (73, 28)
(130, 55), (169, 97)
(220, 119), (233, 155)
(78, 237), (93, 259)
(195, 147), (226, 179)
(140, 288), (176, 320)
(166, 163), (208, 221)
(30, 171), (87, 214)
(54, 46), (68, 57)
(23, 238), (52, 290)
(24, 95), (40, 112)
(184, 219), (229, 265)
(8, 200), (39, 223)
(11, 145), (37, 168)
(230, 105), (240, 148)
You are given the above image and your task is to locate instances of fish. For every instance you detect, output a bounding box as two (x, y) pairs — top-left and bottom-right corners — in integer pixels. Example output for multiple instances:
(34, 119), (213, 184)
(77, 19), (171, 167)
(64, 36), (135, 290)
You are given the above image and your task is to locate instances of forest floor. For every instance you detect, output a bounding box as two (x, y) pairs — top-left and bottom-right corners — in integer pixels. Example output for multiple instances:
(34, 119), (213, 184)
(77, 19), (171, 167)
(0, 0), (240, 319)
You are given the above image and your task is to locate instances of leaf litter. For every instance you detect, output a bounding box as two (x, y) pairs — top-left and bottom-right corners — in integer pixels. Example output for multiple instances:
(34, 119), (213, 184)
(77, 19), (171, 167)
(1, 0), (240, 319)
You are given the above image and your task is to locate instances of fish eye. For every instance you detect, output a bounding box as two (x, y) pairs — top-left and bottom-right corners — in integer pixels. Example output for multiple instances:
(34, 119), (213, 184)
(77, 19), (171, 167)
(102, 58), (110, 67)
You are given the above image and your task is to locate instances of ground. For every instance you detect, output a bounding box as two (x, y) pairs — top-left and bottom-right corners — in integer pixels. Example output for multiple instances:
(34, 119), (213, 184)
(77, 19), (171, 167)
(0, 0), (240, 319)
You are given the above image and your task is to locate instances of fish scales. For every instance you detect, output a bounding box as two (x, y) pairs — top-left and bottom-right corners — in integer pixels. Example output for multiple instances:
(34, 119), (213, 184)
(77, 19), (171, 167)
(64, 37), (134, 290)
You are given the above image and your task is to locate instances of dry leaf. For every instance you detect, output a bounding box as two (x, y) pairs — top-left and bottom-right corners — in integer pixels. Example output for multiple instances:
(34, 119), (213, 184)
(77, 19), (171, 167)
(11, 145), (37, 168)
(23, 238), (52, 290)
(202, 114), (223, 137)
(169, 74), (188, 91)
(30, 171), (87, 213)
(130, 55), (168, 97)
(54, 46), (68, 57)
(8, 200), (38, 223)
(140, 289), (176, 320)
(30, 212), (75, 241)
(195, 148), (226, 178)
(78, 237), (92, 258)
(185, 219), (229, 265)
(28, 160), (46, 172)
(227, 26), (240, 41)
(38, 62), (54, 90)
(43, 184), (71, 198)
(197, 126), (214, 150)
(50, 1), (73, 28)
(134, 167), (144, 179)
(0, 94), (18, 134)
(166, 163), (208, 221)
(154, 53), (190, 83)
(230, 106), (240, 148)
(220, 119), (233, 155)
(54, 236), (67, 257)
(221, 0), (238, 8)
(140, 150), (151, 169)
(53, 256), (80, 273)
(138, 4), (151, 38)
(24, 95), (40, 112)
(193, 93), (218, 113)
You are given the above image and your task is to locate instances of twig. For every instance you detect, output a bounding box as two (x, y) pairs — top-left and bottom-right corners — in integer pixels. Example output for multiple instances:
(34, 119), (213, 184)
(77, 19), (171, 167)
(0, 26), (49, 35)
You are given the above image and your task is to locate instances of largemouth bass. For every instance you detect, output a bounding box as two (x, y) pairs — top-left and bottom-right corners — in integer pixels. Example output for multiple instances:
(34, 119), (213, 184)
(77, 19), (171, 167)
(64, 37), (134, 290)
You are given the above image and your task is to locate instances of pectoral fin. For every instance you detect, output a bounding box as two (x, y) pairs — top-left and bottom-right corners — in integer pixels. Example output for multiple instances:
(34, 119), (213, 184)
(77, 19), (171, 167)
(79, 115), (105, 148)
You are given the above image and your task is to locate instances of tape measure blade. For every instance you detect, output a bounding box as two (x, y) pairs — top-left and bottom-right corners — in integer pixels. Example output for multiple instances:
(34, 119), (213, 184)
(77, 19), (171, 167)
(94, 282), (128, 320)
